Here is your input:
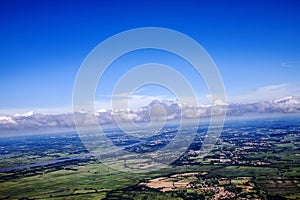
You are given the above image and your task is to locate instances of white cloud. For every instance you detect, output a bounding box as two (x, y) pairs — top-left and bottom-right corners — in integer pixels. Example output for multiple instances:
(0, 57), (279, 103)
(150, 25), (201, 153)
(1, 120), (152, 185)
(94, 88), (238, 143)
(14, 111), (34, 117)
(230, 83), (300, 103)
(214, 99), (228, 106)
(1, 90), (300, 133)
(0, 116), (17, 125)
(182, 107), (201, 118)
(95, 94), (175, 111)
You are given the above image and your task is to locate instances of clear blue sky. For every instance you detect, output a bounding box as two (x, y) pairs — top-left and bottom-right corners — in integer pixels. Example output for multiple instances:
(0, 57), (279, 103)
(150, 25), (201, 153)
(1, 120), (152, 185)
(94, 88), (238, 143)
(1, 0), (300, 113)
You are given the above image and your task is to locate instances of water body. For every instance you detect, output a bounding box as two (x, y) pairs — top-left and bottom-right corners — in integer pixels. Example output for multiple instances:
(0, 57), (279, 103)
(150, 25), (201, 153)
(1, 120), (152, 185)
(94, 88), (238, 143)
(0, 155), (91, 172)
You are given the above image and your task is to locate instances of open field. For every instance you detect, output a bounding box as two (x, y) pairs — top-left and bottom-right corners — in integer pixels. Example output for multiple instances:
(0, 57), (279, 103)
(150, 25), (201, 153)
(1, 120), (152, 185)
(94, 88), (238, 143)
(0, 116), (300, 199)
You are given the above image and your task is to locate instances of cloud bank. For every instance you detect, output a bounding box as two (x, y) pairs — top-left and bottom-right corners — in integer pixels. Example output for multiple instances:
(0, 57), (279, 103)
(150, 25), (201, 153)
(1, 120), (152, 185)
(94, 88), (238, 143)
(0, 96), (300, 132)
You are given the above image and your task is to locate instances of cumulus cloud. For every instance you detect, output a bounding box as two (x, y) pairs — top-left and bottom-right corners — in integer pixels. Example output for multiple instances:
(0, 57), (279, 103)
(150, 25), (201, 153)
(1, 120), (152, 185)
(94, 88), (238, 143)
(1, 95), (300, 132)
(0, 116), (17, 124)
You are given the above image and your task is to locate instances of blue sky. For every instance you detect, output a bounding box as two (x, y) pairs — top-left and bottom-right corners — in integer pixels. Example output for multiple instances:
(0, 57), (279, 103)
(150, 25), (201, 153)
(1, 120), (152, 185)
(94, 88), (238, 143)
(0, 0), (300, 113)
